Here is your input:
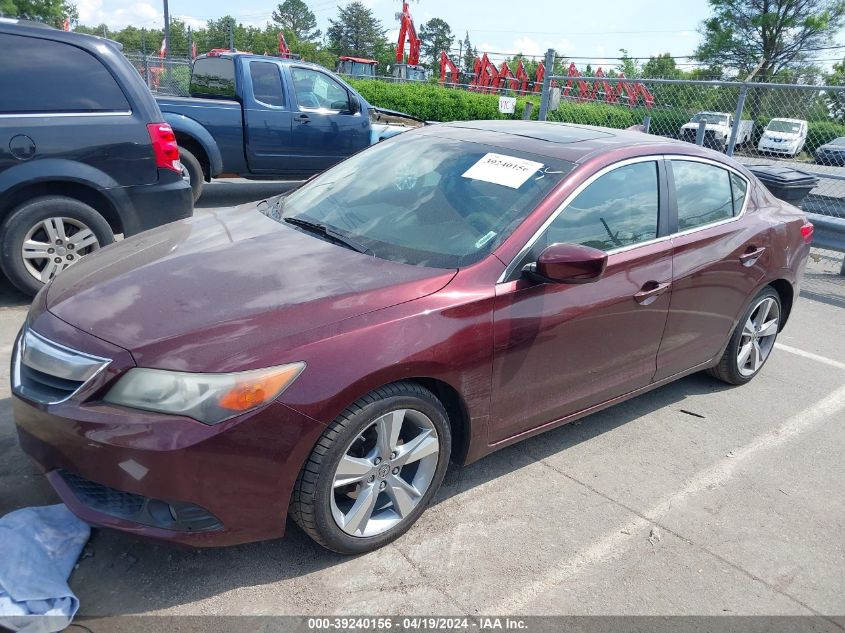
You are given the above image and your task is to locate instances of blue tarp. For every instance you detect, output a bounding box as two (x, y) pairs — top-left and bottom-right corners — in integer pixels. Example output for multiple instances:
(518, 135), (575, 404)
(0, 504), (90, 633)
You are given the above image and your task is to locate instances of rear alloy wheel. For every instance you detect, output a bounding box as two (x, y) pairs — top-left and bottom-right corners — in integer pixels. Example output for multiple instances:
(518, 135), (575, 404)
(0, 196), (114, 296)
(291, 382), (451, 554)
(708, 287), (782, 385)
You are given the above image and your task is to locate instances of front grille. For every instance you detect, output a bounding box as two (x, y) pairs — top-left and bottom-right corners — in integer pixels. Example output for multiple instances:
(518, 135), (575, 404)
(12, 328), (110, 403)
(58, 470), (223, 533)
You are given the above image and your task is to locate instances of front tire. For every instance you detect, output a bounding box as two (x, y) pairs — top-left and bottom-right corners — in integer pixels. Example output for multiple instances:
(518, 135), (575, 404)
(707, 287), (781, 385)
(0, 196), (114, 296)
(291, 382), (452, 554)
(179, 147), (204, 203)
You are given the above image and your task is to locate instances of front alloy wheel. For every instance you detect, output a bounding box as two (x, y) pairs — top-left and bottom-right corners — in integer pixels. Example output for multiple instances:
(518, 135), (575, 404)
(331, 408), (440, 537)
(291, 382), (451, 554)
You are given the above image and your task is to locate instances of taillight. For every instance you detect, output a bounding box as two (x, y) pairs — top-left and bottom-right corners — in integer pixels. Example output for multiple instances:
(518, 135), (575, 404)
(800, 220), (814, 244)
(146, 122), (181, 173)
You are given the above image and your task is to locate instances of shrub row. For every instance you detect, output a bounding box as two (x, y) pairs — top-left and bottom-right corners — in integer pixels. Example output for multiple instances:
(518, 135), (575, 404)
(350, 79), (845, 155)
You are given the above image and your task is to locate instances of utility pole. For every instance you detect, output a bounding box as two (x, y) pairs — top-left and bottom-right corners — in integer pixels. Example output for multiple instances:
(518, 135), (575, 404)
(188, 25), (193, 59)
(162, 0), (170, 58)
(228, 17), (234, 51)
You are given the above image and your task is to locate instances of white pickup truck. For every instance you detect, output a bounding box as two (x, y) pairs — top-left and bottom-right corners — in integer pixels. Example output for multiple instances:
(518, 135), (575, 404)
(680, 111), (753, 152)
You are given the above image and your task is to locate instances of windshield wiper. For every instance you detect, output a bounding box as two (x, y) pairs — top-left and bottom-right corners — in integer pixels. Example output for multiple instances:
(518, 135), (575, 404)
(284, 216), (370, 254)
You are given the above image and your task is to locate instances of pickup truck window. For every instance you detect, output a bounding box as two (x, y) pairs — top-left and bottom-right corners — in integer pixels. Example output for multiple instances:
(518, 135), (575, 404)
(0, 33), (129, 113)
(190, 57), (236, 99)
(291, 67), (350, 111)
(250, 61), (285, 107)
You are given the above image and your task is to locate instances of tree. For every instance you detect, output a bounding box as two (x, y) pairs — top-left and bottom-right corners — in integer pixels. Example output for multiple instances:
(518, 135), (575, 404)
(460, 31), (477, 75)
(418, 17), (453, 73)
(1, 0), (76, 27)
(641, 53), (681, 79)
(327, 1), (387, 59)
(272, 0), (320, 43)
(694, 0), (845, 80)
(615, 48), (638, 77)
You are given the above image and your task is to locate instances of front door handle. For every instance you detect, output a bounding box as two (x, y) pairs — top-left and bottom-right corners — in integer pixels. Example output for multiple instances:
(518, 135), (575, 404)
(634, 281), (671, 306)
(739, 246), (766, 267)
(296, 114), (311, 124)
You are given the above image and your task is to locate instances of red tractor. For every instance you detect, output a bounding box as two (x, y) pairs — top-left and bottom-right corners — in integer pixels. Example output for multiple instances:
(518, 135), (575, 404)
(393, 1), (427, 81)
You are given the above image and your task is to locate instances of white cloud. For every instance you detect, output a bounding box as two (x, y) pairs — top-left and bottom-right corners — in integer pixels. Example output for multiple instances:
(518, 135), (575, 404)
(512, 36), (542, 57)
(76, 0), (162, 29)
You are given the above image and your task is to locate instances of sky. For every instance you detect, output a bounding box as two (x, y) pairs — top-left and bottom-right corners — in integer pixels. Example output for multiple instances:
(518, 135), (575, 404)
(76, 0), (718, 68)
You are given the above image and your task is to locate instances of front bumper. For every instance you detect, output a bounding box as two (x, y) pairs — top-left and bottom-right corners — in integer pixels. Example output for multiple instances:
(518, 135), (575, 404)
(758, 141), (798, 154)
(12, 312), (326, 547)
(114, 169), (194, 237)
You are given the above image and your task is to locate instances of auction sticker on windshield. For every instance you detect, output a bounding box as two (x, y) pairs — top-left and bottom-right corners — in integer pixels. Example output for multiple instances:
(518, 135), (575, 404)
(462, 153), (544, 189)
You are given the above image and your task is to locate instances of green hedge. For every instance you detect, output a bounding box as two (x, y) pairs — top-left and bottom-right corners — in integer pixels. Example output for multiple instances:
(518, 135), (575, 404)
(348, 79), (540, 122)
(349, 79), (845, 154)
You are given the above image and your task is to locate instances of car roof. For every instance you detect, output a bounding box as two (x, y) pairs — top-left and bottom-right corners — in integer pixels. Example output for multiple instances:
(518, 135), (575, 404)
(0, 19), (123, 49)
(198, 51), (326, 71)
(426, 120), (697, 164)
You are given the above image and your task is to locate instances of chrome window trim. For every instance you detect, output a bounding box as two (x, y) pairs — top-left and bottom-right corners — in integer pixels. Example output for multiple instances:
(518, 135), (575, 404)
(497, 153), (751, 284)
(0, 111), (132, 119)
(12, 328), (111, 405)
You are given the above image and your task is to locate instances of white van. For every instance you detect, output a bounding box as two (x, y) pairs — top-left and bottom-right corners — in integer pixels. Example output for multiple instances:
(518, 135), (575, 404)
(758, 118), (808, 157)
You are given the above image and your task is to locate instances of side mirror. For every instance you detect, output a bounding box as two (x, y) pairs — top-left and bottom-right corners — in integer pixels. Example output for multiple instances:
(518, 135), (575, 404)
(348, 93), (361, 115)
(526, 243), (608, 284)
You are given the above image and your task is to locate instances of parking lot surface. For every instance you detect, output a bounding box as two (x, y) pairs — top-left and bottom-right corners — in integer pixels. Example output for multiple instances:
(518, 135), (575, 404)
(1, 182), (843, 619)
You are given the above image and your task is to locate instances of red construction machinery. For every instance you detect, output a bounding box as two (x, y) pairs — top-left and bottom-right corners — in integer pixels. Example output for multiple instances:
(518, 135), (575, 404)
(393, 1), (427, 81)
(438, 51), (653, 108)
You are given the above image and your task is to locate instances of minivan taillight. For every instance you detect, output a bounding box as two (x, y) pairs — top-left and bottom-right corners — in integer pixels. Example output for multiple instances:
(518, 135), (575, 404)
(800, 220), (814, 244)
(147, 123), (181, 173)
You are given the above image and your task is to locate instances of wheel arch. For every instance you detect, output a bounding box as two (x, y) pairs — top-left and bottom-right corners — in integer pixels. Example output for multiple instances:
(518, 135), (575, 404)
(0, 180), (124, 235)
(163, 113), (223, 178)
(768, 278), (794, 330)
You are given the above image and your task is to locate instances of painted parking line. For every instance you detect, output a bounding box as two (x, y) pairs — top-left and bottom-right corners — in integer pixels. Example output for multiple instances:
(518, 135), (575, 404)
(775, 343), (845, 370)
(496, 383), (845, 613)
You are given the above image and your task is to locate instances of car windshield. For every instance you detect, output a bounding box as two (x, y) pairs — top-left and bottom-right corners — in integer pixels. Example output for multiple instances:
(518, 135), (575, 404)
(691, 113), (728, 125)
(767, 120), (801, 133)
(263, 133), (574, 268)
(831, 137), (845, 146)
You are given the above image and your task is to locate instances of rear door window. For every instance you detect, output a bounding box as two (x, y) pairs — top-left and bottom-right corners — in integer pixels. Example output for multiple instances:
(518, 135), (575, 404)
(0, 34), (129, 113)
(250, 61), (285, 107)
(730, 173), (748, 215)
(671, 160), (734, 230)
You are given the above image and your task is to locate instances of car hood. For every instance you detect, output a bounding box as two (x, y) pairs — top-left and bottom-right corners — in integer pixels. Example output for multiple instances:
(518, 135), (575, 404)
(47, 205), (457, 371)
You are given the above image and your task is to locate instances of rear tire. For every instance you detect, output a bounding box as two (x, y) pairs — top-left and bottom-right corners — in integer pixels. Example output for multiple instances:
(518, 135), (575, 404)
(290, 382), (451, 554)
(179, 147), (204, 203)
(707, 286), (781, 385)
(0, 196), (114, 296)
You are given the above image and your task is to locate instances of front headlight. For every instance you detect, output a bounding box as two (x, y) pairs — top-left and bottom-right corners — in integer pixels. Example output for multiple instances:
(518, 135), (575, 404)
(104, 362), (305, 425)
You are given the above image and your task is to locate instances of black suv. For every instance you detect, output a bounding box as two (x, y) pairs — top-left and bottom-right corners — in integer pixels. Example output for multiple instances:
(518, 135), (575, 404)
(0, 19), (193, 295)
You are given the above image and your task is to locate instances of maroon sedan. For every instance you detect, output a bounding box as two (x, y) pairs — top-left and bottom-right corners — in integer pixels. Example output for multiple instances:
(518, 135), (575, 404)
(12, 121), (812, 554)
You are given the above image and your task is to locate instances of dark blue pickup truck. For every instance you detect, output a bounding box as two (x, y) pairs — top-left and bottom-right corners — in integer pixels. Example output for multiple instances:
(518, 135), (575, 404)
(156, 52), (422, 201)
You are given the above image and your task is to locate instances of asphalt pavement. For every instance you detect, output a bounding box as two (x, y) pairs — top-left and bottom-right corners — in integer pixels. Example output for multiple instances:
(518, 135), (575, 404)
(0, 179), (843, 622)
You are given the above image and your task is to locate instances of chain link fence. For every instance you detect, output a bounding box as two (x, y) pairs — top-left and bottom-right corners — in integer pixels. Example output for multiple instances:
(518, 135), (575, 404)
(537, 61), (845, 238)
(125, 53), (192, 97)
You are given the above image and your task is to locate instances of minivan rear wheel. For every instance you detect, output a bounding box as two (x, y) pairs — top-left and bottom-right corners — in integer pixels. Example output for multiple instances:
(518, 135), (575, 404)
(290, 382), (452, 554)
(179, 148), (204, 203)
(0, 196), (114, 296)
(707, 287), (782, 385)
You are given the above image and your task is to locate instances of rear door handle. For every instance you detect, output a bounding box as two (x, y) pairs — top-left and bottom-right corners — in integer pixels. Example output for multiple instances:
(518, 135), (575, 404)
(634, 281), (671, 306)
(739, 246), (766, 266)
(296, 114), (310, 124)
